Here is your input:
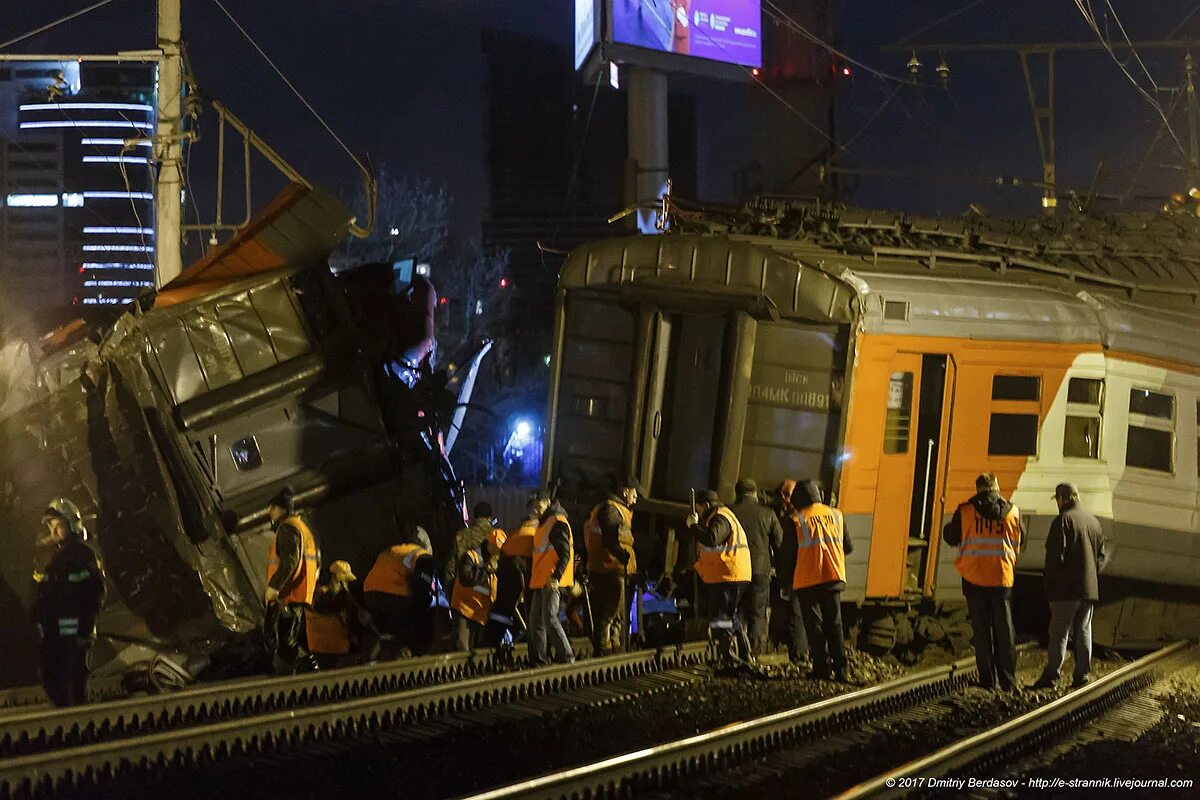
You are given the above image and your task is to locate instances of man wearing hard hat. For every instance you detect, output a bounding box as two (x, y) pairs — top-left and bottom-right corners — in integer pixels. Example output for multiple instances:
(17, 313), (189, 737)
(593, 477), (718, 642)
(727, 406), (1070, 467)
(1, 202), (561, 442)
(32, 498), (106, 706)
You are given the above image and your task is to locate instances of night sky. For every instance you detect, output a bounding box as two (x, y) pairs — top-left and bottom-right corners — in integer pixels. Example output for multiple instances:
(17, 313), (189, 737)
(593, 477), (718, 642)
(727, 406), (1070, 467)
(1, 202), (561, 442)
(3, 1), (1198, 237)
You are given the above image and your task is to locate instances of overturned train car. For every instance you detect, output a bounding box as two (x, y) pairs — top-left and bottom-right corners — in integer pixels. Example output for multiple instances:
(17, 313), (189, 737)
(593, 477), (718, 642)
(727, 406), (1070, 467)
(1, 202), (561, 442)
(0, 185), (464, 687)
(545, 202), (1200, 649)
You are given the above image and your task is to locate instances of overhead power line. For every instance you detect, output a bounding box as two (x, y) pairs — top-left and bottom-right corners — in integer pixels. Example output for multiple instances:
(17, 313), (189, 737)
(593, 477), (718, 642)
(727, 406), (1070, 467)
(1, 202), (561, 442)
(895, 0), (988, 46)
(1072, 0), (1186, 156)
(0, 0), (118, 52)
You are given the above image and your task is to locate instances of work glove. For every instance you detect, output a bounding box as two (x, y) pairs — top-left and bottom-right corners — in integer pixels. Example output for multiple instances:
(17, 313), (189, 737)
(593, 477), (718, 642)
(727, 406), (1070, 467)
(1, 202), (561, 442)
(686, 513), (699, 528)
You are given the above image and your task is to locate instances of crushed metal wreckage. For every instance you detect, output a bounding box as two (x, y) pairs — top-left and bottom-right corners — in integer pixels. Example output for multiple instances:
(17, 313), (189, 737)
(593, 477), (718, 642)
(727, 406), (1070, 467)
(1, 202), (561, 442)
(0, 184), (468, 688)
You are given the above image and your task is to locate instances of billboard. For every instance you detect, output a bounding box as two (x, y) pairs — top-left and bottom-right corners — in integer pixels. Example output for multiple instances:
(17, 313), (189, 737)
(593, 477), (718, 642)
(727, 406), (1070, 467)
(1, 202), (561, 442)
(611, 0), (762, 68)
(575, 0), (599, 70)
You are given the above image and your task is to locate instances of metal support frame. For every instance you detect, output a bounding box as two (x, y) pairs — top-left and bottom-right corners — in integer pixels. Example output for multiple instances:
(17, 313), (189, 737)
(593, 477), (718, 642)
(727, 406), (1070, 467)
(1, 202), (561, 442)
(1019, 48), (1056, 215)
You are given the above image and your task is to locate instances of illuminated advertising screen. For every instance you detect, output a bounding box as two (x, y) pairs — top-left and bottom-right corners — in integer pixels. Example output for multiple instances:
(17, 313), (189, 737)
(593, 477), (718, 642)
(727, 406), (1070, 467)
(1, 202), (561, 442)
(575, 0), (599, 69)
(611, 0), (762, 68)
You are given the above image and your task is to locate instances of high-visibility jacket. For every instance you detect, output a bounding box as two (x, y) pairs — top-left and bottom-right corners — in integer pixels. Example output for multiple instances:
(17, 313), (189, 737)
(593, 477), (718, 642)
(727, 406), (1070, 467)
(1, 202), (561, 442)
(531, 513), (574, 589)
(501, 518), (537, 557)
(954, 501), (1022, 588)
(791, 503), (847, 590)
(584, 499), (637, 576)
(451, 549), (497, 624)
(363, 543), (430, 597)
(305, 588), (351, 655)
(265, 515), (319, 606)
(694, 506), (751, 584)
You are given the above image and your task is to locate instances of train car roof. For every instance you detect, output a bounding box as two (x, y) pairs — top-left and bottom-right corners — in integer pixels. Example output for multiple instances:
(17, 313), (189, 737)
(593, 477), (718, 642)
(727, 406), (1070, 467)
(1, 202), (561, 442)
(560, 202), (1200, 367)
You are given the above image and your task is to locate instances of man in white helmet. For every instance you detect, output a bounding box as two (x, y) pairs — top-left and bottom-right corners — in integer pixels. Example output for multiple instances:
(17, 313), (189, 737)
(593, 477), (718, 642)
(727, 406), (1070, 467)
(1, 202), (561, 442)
(32, 498), (106, 706)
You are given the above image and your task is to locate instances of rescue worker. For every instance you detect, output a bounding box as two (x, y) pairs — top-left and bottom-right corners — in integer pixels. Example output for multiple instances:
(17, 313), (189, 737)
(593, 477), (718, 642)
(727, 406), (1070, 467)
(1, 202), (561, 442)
(484, 491), (546, 649)
(32, 498), (105, 706)
(789, 480), (852, 682)
(1030, 483), (1108, 690)
(943, 473), (1025, 692)
(584, 476), (641, 655)
(306, 560), (376, 668)
(364, 520), (438, 655)
(446, 502), (498, 591)
(687, 489), (752, 663)
(263, 486), (320, 674)
(730, 478), (784, 657)
(774, 479), (809, 665)
(528, 495), (575, 666)
(451, 529), (506, 653)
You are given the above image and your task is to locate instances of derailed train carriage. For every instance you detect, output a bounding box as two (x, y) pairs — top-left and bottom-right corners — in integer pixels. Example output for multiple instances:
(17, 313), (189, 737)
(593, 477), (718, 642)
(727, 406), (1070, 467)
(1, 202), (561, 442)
(0, 185), (465, 688)
(545, 199), (1200, 649)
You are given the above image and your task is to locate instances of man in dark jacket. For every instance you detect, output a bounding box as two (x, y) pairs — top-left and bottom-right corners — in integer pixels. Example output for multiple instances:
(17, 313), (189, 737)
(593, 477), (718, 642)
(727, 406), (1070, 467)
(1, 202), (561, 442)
(730, 478), (784, 656)
(773, 479), (808, 665)
(1031, 483), (1108, 689)
(944, 473), (1025, 692)
(33, 498), (106, 706)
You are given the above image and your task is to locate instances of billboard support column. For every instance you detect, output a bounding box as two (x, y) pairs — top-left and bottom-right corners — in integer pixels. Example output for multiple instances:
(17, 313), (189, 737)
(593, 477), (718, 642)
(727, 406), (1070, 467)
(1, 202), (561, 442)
(155, 0), (184, 287)
(626, 67), (668, 234)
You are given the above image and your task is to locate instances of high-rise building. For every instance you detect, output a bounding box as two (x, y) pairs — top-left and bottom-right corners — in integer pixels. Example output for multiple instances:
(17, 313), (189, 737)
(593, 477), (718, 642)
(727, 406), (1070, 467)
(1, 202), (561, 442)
(0, 60), (156, 327)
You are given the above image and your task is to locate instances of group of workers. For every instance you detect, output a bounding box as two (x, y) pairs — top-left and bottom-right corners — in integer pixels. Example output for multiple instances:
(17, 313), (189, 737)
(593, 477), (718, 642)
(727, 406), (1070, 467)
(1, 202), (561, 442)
(944, 473), (1109, 692)
(29, 468), (1108, 706)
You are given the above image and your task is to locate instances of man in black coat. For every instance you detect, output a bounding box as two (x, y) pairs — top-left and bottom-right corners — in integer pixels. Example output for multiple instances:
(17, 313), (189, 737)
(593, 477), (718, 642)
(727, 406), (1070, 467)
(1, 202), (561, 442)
(730, 478), (784, 656)
(1031, 483), (1108, 689)
(33, 498), (106, 706)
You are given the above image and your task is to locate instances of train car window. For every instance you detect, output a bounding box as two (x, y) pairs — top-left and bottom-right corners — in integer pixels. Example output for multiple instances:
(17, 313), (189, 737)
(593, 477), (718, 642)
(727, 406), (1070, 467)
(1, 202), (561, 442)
(988, 413), (1039, 456)
(1128, 388), (1173, 420)
(992, 375), (1041, 401)
(1067, 378), (1103, 406)
(1126, 427), (1173, 473)
(1064, 378), (1103, 459)
(883, 371), (913, 454)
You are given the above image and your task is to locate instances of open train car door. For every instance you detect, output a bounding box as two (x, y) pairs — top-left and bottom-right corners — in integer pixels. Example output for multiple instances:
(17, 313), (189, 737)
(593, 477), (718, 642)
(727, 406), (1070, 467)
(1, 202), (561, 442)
(865, 351), (955, 599)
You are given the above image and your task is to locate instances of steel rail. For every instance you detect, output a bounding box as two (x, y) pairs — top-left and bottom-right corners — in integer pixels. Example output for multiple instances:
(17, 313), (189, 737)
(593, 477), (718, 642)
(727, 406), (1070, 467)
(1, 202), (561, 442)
(833, 640), (1193, 799)
(459, 648), (989, 800)
(0, 641), (571, 758)
(0, 641), (709, 799)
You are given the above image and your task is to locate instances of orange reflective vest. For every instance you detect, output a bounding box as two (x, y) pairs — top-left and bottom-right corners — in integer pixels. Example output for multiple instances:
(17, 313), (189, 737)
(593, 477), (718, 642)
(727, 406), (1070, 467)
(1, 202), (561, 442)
(584, 500), (637, 576)
(451, 549), (497, 625)
(530, 513), (574, 589)
(363, 543), (430, 597)
(501, 518), (537, 557)
(265, 515), (319, 606)
(954, 502), (1022, 588)
(694, 506), (751, 584)
(791, 503), (847, 590)
(305, 587), (351, 655)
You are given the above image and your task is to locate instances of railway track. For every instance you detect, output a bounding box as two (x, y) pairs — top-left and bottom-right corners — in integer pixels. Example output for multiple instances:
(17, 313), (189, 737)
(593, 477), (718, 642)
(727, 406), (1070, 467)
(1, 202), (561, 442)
(463, 642), (1188, 800)
(460, 642), (1200, 800)
(835, 640), (1194, 799)
(0, 641), (710, 799)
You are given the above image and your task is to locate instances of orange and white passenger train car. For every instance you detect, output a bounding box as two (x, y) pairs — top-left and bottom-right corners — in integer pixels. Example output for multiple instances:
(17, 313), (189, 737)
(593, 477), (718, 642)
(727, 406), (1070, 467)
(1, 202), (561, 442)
(545, 205), (1200, 647)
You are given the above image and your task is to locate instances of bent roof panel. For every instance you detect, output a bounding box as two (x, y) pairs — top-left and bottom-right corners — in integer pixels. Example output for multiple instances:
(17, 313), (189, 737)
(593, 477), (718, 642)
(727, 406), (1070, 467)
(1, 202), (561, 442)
(559, 234), (857, 324)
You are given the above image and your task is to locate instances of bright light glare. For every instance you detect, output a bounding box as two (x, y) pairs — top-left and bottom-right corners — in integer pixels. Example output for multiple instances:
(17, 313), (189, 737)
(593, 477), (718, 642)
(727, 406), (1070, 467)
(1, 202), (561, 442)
(515, 421), (532, 438)
(6, 194), (58, 207)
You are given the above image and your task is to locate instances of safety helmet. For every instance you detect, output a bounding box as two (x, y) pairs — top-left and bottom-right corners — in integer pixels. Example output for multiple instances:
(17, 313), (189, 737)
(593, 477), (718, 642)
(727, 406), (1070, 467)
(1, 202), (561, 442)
(329, 560), (357, 582)
(43, 497), (86, 539)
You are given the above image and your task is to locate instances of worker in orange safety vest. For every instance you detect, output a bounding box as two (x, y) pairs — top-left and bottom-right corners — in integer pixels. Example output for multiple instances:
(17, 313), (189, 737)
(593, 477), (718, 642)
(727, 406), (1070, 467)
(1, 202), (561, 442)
(263, 486), (320, 674)
(943, 472), (1025, 692)
(528, 494), (574, 666)
(363, 520), (438, 656)
(687, 488), (752, 663)
(306, 560), (376, 668)
(452, 528), (506, 653)
(584, 475), (641, 655)
(789, 480), (853, 682)
(483, 489), (547, 650)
